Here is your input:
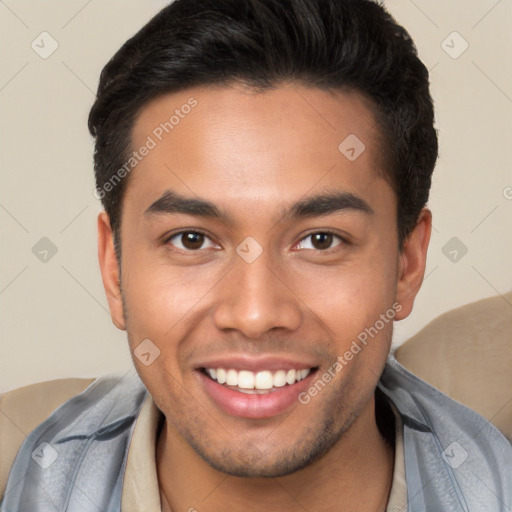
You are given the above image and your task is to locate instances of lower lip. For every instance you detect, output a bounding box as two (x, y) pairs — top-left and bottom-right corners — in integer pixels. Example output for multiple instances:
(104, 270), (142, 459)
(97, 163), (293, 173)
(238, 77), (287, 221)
(197, 370), (315, 419)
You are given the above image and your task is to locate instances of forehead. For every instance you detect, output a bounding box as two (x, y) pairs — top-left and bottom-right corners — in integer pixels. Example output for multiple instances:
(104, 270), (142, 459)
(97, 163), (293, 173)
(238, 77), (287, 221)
(125, 83), (393, 219)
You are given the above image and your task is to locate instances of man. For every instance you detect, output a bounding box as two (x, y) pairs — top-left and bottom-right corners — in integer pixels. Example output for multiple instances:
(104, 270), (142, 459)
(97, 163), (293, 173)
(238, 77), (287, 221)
(1, 0), (511, 510)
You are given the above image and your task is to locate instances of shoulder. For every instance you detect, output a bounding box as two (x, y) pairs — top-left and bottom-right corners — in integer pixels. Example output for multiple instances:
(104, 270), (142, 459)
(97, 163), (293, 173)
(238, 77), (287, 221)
(380, 357), (512, 509)
(395, 292), (512, 440)
(0, 378), (95, 500)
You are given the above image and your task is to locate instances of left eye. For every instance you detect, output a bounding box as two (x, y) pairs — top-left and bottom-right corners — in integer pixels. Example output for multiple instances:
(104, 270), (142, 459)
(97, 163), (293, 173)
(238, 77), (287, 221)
(296, 232), (343, 251)
(166, 231), (218, 251)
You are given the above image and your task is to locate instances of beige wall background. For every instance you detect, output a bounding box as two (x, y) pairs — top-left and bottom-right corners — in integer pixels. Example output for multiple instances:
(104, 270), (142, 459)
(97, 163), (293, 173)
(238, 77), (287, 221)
(1, 0), (511, 393)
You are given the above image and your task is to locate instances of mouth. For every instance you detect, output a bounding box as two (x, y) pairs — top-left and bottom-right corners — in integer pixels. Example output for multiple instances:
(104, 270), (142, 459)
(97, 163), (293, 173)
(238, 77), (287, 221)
(200, 367), (317, 392)
(196, 365), (319, 419)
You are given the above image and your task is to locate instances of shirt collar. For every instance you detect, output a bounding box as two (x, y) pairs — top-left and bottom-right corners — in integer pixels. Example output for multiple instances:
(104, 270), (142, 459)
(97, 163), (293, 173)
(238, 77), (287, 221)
(121, 390), (407, 512)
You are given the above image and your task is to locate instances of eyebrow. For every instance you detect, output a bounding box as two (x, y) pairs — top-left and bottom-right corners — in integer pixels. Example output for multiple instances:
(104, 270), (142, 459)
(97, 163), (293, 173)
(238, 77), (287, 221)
(143, 189), (374, 222)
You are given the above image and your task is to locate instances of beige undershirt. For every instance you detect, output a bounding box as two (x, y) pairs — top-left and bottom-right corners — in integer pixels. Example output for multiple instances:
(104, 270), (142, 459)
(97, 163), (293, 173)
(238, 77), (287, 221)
(121, 395), (407, 512)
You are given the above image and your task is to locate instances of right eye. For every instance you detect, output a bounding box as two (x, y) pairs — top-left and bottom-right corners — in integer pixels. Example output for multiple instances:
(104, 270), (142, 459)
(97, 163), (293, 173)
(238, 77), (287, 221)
(165, 231), (220, 251)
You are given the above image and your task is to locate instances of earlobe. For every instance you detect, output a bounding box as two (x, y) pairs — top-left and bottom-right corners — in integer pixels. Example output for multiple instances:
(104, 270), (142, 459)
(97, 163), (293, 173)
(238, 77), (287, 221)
(97, 211), (126, 330)
(394, 208), (432, 321)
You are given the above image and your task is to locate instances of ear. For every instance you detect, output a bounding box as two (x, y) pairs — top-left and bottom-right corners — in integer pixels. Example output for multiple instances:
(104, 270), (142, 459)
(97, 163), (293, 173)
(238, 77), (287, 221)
(394, 208), (432, 321)
(97, 211), (126, 330)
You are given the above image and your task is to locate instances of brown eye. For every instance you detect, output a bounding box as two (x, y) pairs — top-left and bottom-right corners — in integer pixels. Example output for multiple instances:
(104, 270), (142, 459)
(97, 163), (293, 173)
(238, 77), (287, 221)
(181, 232), (204, 249)
(311, 232), (333, 250)
(167, 231), (218, 251)
(295, 231), (343, 251)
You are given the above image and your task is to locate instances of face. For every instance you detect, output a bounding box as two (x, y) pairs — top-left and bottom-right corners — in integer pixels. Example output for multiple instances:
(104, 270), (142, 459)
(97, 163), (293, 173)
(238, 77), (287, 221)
(98, 83), (430, 477)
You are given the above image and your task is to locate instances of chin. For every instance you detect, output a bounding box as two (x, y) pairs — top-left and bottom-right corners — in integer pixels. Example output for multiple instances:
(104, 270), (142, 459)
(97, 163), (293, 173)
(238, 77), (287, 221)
(185, 413), (355, 479)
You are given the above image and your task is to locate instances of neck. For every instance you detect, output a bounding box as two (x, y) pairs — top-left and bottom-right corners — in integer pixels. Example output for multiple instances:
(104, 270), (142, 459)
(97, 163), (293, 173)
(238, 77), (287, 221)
(157, 394), (394, 512)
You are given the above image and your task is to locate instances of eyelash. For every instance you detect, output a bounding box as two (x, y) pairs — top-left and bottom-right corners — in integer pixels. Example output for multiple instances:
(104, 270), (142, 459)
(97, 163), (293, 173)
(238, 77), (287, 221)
(163, 230), (348, 253)
(294, 230), (347, 253)
(164, 229), (219, 252)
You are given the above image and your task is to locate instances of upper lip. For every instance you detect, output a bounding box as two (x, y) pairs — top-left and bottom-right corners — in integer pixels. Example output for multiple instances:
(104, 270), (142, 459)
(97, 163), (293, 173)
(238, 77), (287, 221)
(194, 355), (319, 372)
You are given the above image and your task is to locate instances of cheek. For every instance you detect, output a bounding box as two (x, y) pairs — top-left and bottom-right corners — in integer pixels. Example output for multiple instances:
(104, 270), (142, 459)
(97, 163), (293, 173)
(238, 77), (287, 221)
(291, 250), (397, 336)
(121, 252), (216, 337)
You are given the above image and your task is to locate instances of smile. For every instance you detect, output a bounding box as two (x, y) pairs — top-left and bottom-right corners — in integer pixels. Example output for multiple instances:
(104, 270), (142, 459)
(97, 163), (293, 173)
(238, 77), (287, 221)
(197, 365), (319, 418)
(202, 367), (313, 393)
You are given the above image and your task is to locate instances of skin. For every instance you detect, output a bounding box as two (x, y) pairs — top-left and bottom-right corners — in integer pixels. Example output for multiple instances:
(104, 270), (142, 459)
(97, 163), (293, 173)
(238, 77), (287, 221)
(97, 83), (431, 511)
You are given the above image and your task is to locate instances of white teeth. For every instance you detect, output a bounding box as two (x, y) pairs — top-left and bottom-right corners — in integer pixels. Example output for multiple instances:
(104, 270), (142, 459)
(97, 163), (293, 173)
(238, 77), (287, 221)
(216, 368), (227, 384)
(273, 370), (287, 388)
(204, 367), (312, 390)
(255, 371), (273, 389)
(226, 369), (238, 386)
(286, 369), (296, 385)
(238, 370), (255, 389)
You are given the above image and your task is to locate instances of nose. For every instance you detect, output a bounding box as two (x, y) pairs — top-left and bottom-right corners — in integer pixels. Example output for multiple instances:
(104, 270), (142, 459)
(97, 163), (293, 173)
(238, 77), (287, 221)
(213, 251), (303, 339)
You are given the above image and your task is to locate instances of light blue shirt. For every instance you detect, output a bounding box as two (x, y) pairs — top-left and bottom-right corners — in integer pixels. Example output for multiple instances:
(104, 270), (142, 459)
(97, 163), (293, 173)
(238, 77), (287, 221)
(2, 355), (511, 511)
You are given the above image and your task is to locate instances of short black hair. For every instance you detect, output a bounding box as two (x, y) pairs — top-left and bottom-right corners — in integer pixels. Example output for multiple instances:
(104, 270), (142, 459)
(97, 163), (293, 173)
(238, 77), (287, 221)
(88, 0), (438, 261)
